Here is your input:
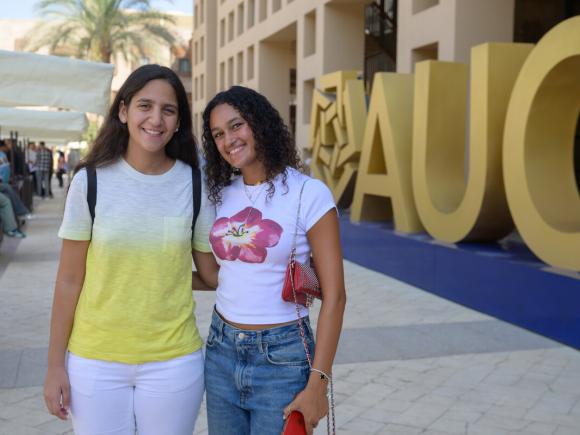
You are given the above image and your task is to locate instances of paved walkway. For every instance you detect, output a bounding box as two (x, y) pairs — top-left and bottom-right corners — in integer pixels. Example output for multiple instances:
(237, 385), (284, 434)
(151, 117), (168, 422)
(1, 184), (580, 435)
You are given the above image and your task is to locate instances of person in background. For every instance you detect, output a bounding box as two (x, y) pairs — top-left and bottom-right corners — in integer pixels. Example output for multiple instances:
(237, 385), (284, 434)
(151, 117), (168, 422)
(9, 139), (26, 177)
(56, 151), (67, 188)
(26, 142), (38, 195)
(0, 141), (11, 184)
(48, 146), (54, 198)
(0, 192), (26, 238)
(36, 142), (52, 199)
(0, 181), (31, 220)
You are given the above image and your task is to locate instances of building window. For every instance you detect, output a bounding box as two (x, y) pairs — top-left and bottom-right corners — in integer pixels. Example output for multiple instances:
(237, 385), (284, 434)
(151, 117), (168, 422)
(247, 45), (255, 80)
(194, 41), (199, 65)
(303, 79), (314, 123)
(290, 68), (296, 96)
(272, 0), (281, 13)
(194, 77), (198, 101)
(237, 51), (244, 83)
(220, 62), (225, 90)
(200, 0), (205, 24)
(194, 4), (198, 29)
(248, 0), (255, 28)
(178, 58), (191, 74)
(228, 57), (234, 88)
(228, 11), (234, 42)
(200, 74), (204, 99)
(238, 3), (245, 36)
(304, 9), (316, 57)
(411, 42), (438, 70)
(200, 36), (205, 62)
(412, 0), (439, 14)
(220, 18), (226, 47)
(259, 0), (267, 22)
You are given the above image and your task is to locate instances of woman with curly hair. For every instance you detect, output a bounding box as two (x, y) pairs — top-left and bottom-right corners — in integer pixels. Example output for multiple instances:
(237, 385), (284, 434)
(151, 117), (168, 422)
(200, 86), (346, 434)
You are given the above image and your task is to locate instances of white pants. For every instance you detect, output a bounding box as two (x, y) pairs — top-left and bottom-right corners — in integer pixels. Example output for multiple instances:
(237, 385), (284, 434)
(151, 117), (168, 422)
(67, 351), (204, 435)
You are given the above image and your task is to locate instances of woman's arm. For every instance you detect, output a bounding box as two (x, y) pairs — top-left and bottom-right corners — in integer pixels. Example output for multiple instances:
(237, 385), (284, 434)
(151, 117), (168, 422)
(192, 250), (220, 290)
(44, 239), (89, 420)
(283, 209), (347, 434)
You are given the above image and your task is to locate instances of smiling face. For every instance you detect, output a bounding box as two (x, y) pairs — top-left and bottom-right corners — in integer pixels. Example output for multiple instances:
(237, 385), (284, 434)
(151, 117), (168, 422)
(209, 103), (266, 183)
(119, 79), (179, 157)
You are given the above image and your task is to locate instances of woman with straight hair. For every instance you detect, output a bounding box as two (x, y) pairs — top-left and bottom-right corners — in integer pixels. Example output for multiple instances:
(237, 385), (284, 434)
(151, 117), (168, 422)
(43, 64), (216, 435)
(200, 86), (346, 435)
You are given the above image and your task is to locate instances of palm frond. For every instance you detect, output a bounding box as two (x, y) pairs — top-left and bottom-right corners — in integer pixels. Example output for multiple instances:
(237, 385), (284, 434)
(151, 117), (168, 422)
(27, 0), (181, 63)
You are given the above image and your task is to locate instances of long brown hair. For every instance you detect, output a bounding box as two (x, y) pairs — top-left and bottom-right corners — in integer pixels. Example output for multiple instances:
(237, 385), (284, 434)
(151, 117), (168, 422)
(75, 64), (198, 173)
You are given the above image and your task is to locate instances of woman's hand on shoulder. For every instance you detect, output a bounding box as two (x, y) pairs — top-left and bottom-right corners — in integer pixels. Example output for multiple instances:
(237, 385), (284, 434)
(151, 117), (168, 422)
(44, 365), (70, 420)
(283, 375), (329, 435)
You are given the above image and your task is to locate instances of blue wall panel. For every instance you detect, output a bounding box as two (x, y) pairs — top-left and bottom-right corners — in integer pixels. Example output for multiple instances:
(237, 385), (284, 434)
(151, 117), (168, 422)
(340, 215), (580, 349)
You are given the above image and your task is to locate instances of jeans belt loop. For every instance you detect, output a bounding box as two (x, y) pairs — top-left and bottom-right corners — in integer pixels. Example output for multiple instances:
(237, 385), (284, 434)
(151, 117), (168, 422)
(256, 331), (265, 354)
(219, 315), (226, 342)
(214, 308), (225, 342)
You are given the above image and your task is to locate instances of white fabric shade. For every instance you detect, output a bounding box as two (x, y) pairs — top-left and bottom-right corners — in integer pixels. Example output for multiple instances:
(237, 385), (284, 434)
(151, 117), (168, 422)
(0, 107), (88, 142)
(0, 50), (114, 115)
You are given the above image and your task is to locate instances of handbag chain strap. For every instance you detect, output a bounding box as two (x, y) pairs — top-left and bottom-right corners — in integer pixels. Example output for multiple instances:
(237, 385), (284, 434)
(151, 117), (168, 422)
(290, 180), (336, 435)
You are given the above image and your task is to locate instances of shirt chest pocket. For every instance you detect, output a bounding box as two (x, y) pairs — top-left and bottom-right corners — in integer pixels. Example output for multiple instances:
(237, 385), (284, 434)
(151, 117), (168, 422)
(163, 216), (191, 253)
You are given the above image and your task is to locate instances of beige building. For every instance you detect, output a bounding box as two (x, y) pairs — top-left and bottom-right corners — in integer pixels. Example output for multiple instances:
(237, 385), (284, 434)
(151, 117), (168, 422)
(396, 0), (514, 73)
(191, 0), (578, 150)
(190, 0), (524, 150)
(191, 0), (369, 149)
(0, 19), (49, 54)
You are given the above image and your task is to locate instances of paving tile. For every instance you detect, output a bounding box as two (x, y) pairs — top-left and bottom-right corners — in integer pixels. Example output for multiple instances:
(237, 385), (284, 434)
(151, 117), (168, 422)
(428, 416), (471, 434)
(338, 417), (386, 434)
(0, 423), (44, 435)
(524, 421), (559, 434)
(476, 413), (529, 431)
(392, 402), (448, 427)
(31, 417), (72, 434)
(359, 407), (398, 424)
(554, 427), (580, 435)
(376, 423), (423, 435)
(0, 387), (40, 406)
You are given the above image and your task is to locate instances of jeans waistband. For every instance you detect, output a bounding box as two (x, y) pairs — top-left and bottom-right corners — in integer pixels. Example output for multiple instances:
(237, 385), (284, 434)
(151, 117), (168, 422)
(210, 307), (312, 344)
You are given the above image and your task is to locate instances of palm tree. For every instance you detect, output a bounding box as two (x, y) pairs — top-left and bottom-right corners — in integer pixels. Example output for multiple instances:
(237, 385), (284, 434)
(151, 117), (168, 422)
(25, 0), (178, 63)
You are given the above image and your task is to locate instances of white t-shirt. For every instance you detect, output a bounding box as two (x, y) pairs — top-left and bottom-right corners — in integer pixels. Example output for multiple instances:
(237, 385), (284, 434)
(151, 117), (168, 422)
(210, 167), (336, 324)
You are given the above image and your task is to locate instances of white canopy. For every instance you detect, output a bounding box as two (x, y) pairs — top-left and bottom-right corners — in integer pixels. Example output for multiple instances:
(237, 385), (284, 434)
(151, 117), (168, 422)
(0, 107), (88, 142)
(0, 50), (114, 115)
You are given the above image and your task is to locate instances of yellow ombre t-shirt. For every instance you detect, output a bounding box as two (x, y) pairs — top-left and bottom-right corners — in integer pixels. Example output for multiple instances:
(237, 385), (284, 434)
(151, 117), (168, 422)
(58, 159), (214, 364)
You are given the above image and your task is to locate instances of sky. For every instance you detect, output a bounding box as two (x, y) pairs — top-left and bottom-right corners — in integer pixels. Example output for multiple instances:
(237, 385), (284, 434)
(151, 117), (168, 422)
(1, 0), (193, 20)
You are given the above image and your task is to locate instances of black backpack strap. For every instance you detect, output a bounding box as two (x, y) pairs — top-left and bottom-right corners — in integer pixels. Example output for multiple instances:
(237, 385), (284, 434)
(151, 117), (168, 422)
(191, 165), (201, 241)
(86, 166), (97, 224)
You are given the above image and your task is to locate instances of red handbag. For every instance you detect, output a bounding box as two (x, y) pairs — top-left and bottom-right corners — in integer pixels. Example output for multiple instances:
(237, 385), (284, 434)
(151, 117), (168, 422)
(282, 411), (307, 435)
(282, 249), (322, 307)
(281, 181), (322, 307)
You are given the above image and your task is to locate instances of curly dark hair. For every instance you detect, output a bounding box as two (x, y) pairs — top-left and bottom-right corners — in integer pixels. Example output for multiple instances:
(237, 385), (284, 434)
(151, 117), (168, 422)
(201, 86), (301, 204)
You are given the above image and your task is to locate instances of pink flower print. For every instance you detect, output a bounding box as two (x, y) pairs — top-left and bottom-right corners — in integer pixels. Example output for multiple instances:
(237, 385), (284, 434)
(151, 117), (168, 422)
(210, 207), (283, 263)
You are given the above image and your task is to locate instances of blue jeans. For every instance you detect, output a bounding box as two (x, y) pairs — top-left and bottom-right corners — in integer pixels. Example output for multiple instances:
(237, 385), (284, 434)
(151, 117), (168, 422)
(205, 309), (315, 435)
(0, 183), (29, 216)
